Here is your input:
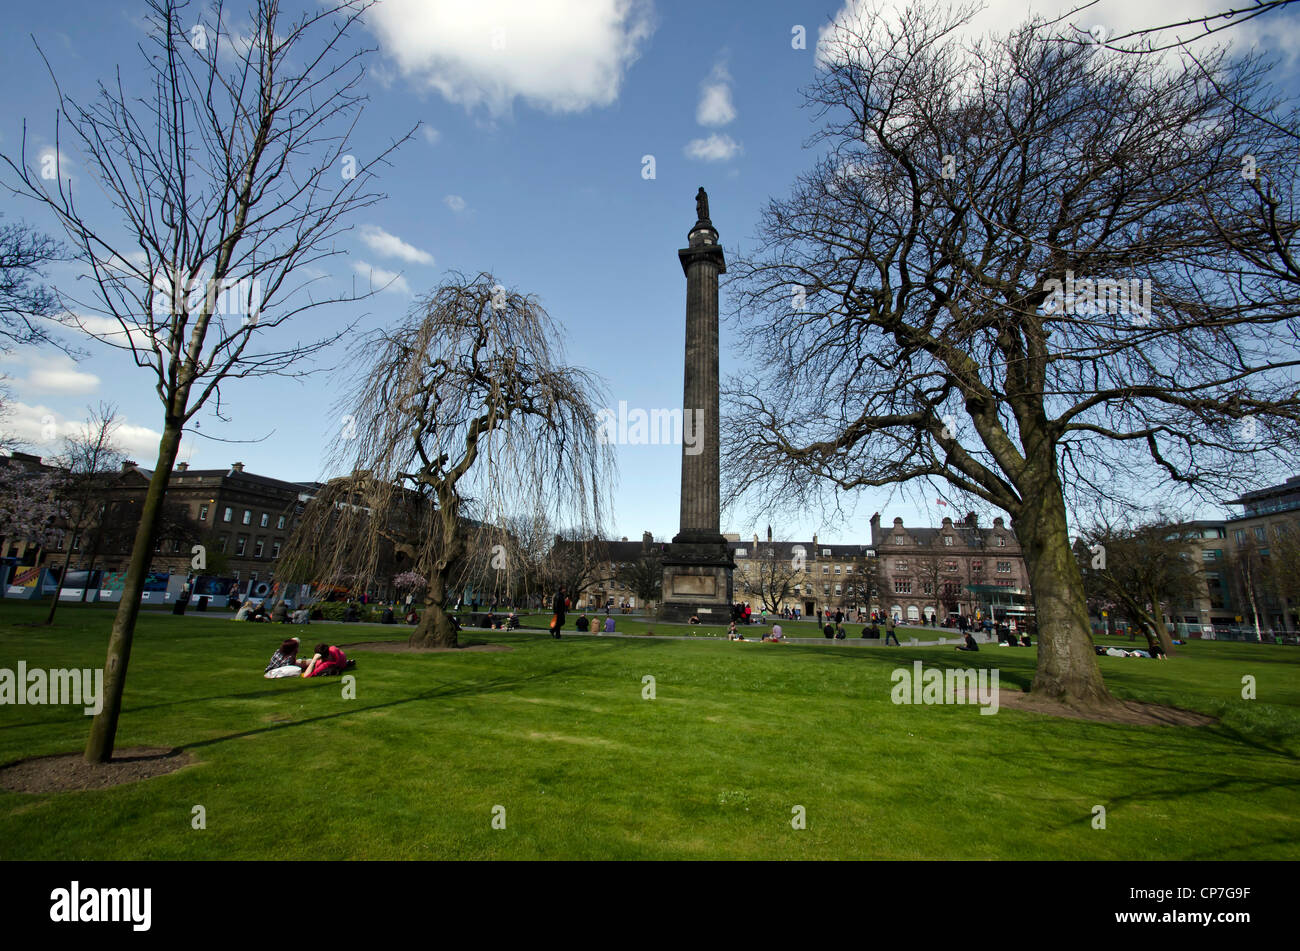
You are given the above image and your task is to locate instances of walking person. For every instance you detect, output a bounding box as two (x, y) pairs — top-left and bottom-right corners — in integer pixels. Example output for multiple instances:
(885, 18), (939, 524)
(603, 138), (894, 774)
(550, 587), (568, 639)
(885, 614), (900, 646)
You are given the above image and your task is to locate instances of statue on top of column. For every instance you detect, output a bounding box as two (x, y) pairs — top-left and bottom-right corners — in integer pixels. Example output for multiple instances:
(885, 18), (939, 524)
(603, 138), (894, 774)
(695, 186), (710, 223)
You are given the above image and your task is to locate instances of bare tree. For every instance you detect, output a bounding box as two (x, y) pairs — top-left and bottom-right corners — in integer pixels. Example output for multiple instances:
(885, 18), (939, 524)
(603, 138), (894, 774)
(1077, 516), (1202, 655)
(735, 544), (799, 613)
(283, 273), (614, 648)
(0, 0), (410, 762)
(1062, 0), (1300, 53)
(44, 403), (126, 624)
(722, 3), (1300, 710)
(0, 215), (68, 353)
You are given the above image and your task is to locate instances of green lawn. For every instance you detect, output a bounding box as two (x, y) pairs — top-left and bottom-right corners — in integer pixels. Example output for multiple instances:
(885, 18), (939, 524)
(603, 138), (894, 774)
(1, 601), (1297, 859)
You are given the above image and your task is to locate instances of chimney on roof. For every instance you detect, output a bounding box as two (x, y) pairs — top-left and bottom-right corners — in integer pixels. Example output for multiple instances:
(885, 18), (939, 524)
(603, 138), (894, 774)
(121, 460), (137, 472)
(176, 462), (188, 472)
(642, 531), (652, 550)
(621, 536), (628, 542)
(752, 533), (759, 547)
(965, 511), (977, 526)
(766, 524), (772, 542)
(231, 462), (245, 473)
(812, 533), (818, 548)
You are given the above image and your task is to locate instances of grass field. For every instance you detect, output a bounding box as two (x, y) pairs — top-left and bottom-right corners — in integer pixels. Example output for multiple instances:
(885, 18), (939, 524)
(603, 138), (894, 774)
(1, 601), (1297, 859)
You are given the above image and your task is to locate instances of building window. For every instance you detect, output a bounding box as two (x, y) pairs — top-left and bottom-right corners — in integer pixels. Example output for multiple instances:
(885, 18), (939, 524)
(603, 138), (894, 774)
(736, 548), (747, 557)
(249, 572), (258, 582)
(272, 540), (281, 559)
(895, 559), (908, 571)
(236, 535), (248, 556)
(199, 504), (209, 521)
(945, 560), (958, 572)
(944, 535), (953, 546)
(922, 581), (933, 594)
(254, 538), (265, 558)
(1234, 529), (1246, 545)
(822, 548), (831, 556)
(260, 513), (269, 528)
(823, 565), (830, 574)
(822, 584), (830, 594)
(845, 565), (853, 574)
(834, 565), (841, 574)
(996, 579), (1014, 587)
(1254, 526), (1267, 543)
(971, 560), (982, 572)
(1202, 549), (1219, 561)
(995, 536), (1006, 547)
(997, 561), (1012, 573)
(834, 585), (842, 595)
(242, 510), (252, 525)
(219, 535), (229, 553)
(72, 535), (81, 552)
(223, 507), (233, 522)
(894, 579), (912, 594)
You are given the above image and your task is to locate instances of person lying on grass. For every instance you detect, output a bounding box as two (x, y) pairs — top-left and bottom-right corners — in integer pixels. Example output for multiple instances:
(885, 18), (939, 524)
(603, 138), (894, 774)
(265, 637), (307, 678)
(303, 643), (348, 677)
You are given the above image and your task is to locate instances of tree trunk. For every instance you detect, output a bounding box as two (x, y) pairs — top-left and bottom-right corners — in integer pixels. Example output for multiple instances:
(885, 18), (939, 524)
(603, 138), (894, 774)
(1014, 480), (1114, 709)
(43, 542), (76, 625)
(84, 420), (183, 763)
(1146, 586), (1176, 656)
(409, 568), (458, 648)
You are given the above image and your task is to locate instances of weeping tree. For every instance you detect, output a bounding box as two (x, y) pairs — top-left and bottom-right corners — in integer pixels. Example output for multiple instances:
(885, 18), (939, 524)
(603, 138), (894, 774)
(723, 2), (1300, 710)
(284, 273), (614, 648)
(1, 0), (409, 761)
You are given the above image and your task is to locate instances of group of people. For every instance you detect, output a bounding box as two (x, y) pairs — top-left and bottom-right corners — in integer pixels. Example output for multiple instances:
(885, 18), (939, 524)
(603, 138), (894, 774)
(263, 637), (351, 679)
(234, 599), (311, 624)
(1095, 643), (1167, 660)
(727, 621), (785, 642)
(573, 614), (618, 633)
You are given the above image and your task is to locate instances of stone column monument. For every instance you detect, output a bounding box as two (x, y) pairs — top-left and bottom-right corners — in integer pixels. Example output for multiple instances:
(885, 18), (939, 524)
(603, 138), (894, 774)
(659, 188), (735, 624)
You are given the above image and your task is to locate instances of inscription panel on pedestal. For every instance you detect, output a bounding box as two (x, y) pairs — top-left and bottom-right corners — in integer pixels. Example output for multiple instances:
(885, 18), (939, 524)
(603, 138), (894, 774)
(671, 575), (717, 597)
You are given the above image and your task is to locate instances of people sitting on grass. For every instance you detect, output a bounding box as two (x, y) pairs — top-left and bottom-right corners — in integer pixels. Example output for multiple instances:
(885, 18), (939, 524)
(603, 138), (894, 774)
(1019, 633), (1031, 647)
(404, 609), (419, 624)
(604, 616), (615, 633)
(727, 621), (739, 640)
(955, 631), (979, 652)
(863, 621), (880, 639)
(575, 614), (590, 632)
(506, 612), (520, 630)
(823, 622), (835, 639)
(303, 643), (350, 677)
(834, 622), (846, 640)
(234, 600), (255, 622)
(271, 600), (290, 624)
(764, 624), (784, 642)
(380, 606), (395, 624)
(291, 606), (311, 624)
(689, 615), (701, 625)
(264, 637), (307, 678)
(342, 602), (360, 623)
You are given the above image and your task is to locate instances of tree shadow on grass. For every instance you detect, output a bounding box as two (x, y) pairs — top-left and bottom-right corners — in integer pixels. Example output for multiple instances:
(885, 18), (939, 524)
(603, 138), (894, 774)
(180, 664), (588, 751)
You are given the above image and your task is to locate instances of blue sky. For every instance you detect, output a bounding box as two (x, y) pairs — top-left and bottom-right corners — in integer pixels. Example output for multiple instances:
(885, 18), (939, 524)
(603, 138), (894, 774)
(3, 0), (1299, 543)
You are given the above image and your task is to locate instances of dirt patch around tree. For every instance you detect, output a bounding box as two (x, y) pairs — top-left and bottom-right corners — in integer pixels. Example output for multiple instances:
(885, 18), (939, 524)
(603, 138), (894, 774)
(996, 690), (1216, 727)
(341, 640), (513, 654)
(0, 747), (197, 793)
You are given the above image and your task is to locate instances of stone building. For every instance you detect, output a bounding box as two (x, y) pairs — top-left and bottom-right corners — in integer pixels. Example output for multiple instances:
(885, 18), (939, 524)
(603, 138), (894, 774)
(869, 511), (1031, 623)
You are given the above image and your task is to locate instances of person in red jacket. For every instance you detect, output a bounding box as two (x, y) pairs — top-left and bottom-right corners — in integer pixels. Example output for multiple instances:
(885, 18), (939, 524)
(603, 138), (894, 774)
(303, 643), (347, 677)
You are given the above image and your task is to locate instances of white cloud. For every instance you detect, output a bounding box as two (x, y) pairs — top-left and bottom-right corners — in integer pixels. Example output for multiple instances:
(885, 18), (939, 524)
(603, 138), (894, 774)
(358, 225), (434, 265)
(685, 133), (742, 162)
(443, 194), (467, 213)
(3, 401), (169, 460)
(366, 0), (656, 115)
(354, 261), (411, 296)
(70, 313), (160, 351)
(696, 61), (736, 127)
(421, 124), (440, 145)
(0, 352), (99, 395)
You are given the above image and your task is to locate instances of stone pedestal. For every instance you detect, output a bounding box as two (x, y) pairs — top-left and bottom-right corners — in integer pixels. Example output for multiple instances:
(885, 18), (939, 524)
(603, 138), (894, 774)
(660, 191), (734, 623)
